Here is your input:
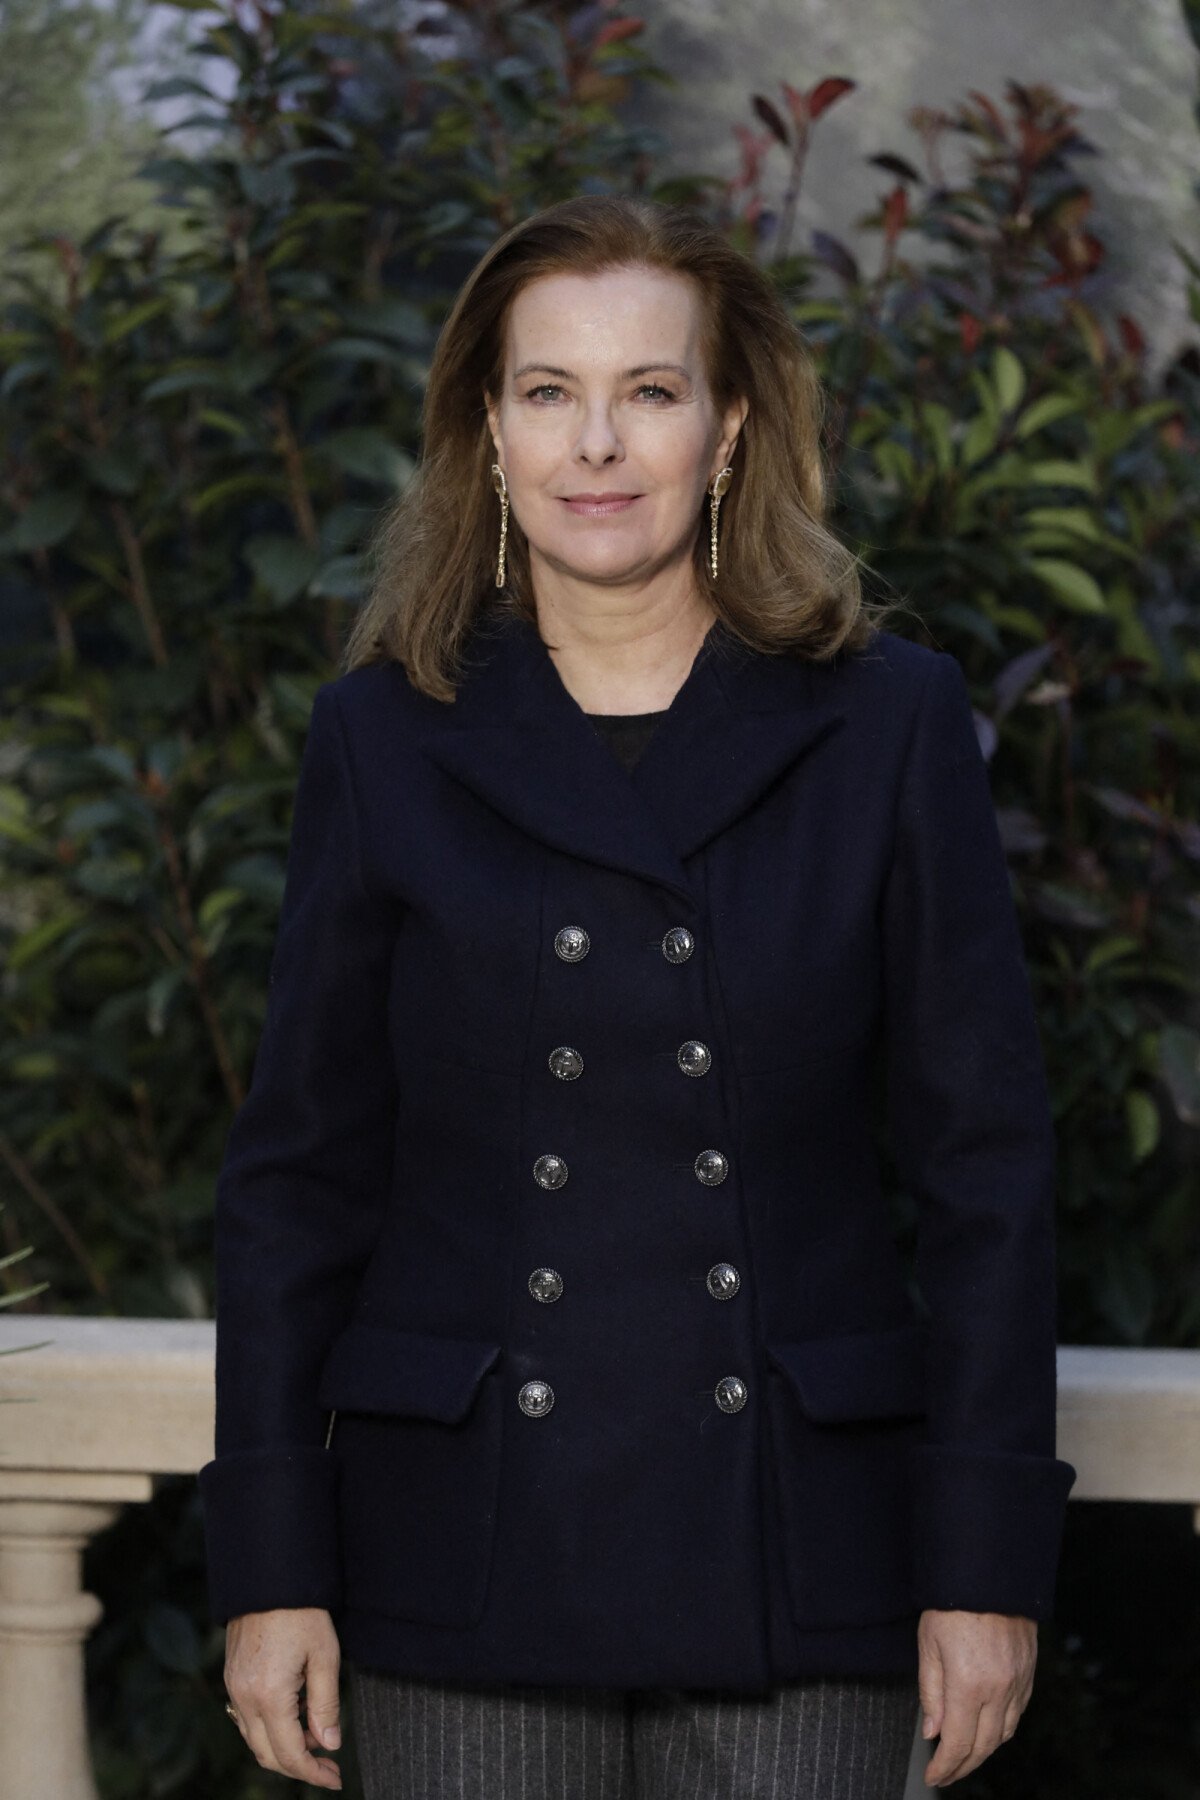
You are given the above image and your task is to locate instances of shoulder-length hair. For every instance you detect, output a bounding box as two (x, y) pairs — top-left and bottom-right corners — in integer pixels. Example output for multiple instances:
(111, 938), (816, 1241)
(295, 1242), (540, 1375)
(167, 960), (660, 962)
(343, 194), (904, 700)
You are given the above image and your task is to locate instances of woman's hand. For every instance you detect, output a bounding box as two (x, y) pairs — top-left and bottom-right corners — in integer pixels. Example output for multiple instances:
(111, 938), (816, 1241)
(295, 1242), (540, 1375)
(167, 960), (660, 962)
(917, 1608), (1037, 1788)
(223, 1606), (344, 1789)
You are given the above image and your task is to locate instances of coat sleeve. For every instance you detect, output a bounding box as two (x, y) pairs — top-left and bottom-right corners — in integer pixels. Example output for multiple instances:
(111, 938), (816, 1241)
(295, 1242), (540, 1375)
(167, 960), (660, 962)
(880, 649), (1076, 1621)
(198, 680), (399, 1626)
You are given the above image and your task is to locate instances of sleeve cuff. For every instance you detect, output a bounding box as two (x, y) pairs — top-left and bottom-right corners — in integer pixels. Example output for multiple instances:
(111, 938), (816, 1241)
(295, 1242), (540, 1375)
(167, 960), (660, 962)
(198, 1445), (341, 1626)
(909, 1441), (1078, 1620)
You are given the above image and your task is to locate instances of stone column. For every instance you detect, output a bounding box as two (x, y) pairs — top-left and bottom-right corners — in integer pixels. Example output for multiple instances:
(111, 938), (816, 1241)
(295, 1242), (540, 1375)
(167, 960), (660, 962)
(0, 1474), (153, 1800)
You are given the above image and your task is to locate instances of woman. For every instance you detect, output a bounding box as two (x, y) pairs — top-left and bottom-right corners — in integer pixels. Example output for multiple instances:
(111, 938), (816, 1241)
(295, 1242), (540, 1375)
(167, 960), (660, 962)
(199, 194), (1077, 1798)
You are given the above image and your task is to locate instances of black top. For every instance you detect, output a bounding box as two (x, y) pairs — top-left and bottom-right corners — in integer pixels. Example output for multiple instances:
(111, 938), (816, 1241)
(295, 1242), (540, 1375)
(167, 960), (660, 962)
(583, 709), (669, 774)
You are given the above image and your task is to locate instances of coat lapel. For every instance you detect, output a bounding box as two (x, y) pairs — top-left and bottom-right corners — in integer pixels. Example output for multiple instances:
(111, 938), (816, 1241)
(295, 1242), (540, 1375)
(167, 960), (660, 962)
(416, 604), (847, 907)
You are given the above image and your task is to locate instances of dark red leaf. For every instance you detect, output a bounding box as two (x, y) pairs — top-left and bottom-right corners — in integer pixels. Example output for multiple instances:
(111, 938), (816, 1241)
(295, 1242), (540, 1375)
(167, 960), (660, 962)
(595, 18), (644, 46)
(781, 82), (809, 129)
(752, 94), (791, 147)
(882, 184), (908, 244)
(967, 89), (1009, 141)
(1117, 314), (1146, 358)
(868, 153), (922, 183)
(807, 76), (856, 120)
(810, 230), (859, 284)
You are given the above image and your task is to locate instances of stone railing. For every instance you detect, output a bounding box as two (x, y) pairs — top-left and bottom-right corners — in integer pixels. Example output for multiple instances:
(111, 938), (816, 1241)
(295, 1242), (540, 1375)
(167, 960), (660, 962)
(1, 1320), (1198, 1800)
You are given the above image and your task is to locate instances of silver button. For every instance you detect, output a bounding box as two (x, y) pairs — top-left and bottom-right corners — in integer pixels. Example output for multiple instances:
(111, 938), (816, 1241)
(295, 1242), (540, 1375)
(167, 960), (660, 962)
(529, 1268), (564, 1303)
(519, 1379), (555, 1417)
(548, 1045), (583, 1081)
(554, 926), (590, 962)
(715, 1376), (747, 1413)
(677, 1039), (711, 1077)
(533, 1153), (569, 1189)
(706, 1262), (740, 1300)
(694, 1148), (728, 1185)
(662, 926), (694, 963)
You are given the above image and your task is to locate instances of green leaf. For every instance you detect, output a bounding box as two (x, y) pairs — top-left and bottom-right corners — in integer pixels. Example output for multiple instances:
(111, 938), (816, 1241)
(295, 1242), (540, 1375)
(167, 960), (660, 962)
(191, 472), (288, 517)
(82, 449), (142, 496)
(8, 1055), (62, 1081)
(198, 888), (247, 933)
(8, 912), (86, 973)
(338, 299), (431, 347)
(918, 403), (955, 475)
(105, 297), (172, 345)
(960, 410), (999, 468)
(1125, 1089), (1159, 1162)
(992, 345), (1026, 414)
(310, 554), (366, 599)
(238, 161), (296, 208)
(196, 409), (249, 439)
(1027, 558), (1107, 613)
(224, 854), (287, 907)
(243, 535), (320, 606)
(13, 489), (85, 551)
(1021, 507), (1102, 541)
(1024, 460), (1099, 492)
(1, 355), (55, 396)
(1013, 393), (1081, 439)
(141, 76), (218, 102)
(312, 337), (422, 374)
(142, 364), (224, 401)
(1084, 937), (1141, 974)
(146, 969), (187, 1039)
(322, 429), (415, 488)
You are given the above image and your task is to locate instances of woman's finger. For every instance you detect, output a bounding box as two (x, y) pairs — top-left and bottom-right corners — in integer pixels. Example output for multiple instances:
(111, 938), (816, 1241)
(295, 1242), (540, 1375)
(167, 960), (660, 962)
(258, 1690), (343, 1789)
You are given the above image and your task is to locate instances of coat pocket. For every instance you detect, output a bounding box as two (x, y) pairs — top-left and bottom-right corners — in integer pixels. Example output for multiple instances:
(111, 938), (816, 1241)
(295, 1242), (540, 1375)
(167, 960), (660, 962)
(316, 1320), (504, 1628)
(763, 1320), (928, 1629)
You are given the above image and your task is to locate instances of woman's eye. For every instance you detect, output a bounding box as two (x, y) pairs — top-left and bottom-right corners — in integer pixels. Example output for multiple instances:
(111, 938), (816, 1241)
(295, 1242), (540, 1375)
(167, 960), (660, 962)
(523, 383), (676, 404)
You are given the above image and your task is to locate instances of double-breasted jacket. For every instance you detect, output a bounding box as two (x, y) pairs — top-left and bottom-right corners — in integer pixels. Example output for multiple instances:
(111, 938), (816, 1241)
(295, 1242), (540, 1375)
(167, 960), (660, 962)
(198, 601), (1077, 1689)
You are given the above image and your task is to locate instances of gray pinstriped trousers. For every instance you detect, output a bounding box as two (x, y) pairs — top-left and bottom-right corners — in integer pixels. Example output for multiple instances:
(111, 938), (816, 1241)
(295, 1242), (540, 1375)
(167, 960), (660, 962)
(349, 1665), (920, 1798)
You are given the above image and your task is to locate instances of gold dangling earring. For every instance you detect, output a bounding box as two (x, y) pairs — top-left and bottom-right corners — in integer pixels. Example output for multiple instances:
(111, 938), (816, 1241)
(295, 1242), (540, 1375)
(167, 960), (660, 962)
(491, 463), (509, 588)
(709, 465), (733, 580)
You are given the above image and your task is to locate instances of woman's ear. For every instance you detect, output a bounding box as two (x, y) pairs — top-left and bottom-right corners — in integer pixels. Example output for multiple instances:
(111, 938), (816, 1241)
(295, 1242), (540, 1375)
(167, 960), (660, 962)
(484, 388), (502, 463)
(719, 395), (750, 468)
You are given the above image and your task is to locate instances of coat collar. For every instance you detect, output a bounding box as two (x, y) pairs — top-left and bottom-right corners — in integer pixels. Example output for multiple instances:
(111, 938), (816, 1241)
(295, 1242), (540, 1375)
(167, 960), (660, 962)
(416, 602), (847, 908)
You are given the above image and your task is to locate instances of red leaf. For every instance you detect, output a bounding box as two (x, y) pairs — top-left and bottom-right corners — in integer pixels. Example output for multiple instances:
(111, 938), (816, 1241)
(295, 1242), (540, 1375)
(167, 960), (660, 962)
(731, 122), (774, 189)
(807, 76), (856, 120)
(883, 184), (908, 244)
(781, 82), (809, 128)
(810, 230), (859, 285)
(595, 18), (644, 47)
(959, 312), (982, 356)
(869, 152), (923, 183)
(752, 93), (791, 147)
(967, 89), (1009, 141)
(1117, 313), (1146, 358)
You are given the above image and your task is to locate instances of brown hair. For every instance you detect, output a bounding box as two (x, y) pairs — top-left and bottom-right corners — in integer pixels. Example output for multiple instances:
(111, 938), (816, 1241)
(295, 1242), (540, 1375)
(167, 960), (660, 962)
(343, 194), (906, 700)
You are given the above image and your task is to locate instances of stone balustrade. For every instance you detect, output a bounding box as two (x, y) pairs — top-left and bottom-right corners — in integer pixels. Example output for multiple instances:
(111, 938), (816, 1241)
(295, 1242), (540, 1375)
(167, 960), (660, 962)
(1, 1320), (1198, 1800)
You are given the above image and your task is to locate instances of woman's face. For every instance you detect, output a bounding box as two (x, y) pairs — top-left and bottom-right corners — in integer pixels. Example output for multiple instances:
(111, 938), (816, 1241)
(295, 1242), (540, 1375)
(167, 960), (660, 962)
(484, 264), (748, 598)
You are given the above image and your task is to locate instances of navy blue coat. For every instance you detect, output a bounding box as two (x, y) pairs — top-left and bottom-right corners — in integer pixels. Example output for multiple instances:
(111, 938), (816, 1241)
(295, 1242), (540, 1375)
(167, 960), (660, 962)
(198, 603), (1077, 1689)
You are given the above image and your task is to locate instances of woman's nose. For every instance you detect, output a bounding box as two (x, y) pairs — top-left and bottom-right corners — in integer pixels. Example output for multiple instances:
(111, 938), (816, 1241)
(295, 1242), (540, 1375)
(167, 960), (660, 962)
(572, 406), (624, 463)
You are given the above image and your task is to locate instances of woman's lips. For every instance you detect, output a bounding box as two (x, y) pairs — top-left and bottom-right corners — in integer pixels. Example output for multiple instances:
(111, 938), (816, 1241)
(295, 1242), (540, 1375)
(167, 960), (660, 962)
(560, 495), (642, 517)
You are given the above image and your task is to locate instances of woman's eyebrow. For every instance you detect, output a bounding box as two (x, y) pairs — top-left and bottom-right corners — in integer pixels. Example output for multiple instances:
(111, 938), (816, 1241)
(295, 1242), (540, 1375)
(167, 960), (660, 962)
(513, 361), (692, 381)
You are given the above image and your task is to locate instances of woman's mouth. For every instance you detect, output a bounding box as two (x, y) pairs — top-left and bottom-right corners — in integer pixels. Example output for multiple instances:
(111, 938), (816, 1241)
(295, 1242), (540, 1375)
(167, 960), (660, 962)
(560, 494), (642, 517)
